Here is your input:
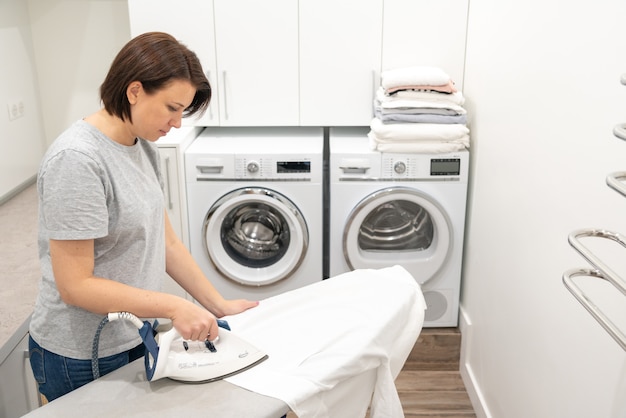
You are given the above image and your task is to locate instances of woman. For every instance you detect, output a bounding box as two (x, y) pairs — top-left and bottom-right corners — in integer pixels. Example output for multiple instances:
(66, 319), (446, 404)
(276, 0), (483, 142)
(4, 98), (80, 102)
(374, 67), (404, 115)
(28, 32), (258, 402)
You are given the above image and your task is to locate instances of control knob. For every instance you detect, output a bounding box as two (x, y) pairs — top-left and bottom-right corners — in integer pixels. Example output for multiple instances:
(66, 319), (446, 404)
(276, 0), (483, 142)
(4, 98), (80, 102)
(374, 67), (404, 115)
(393, 161), (406, 174)
(247, 161), (260, 173)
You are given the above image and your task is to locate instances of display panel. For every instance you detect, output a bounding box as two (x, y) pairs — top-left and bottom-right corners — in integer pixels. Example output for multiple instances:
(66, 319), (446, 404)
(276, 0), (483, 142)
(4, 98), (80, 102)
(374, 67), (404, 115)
(277, 161), (311, 173)
(431, 158), (460, 176)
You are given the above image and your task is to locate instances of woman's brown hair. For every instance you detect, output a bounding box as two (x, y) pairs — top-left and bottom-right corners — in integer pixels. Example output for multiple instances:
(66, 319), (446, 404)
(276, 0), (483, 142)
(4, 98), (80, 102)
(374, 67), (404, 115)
(100, 32), (211, 122)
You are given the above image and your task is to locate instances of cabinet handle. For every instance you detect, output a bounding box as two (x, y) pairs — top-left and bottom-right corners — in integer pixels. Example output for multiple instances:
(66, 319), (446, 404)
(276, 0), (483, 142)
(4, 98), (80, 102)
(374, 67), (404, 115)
(207, 70), (214, 120)
(223, 71), (229, 121)
(164, 157), (174, 210)
(372, 70), (378, 117)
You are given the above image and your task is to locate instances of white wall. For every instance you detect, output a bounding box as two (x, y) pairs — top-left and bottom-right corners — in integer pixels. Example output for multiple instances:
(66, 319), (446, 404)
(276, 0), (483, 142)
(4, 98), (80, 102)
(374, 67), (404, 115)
(0, 0), (46, 199)
(462, 0), (626, 417)
(0, 0), (129, 201)
(27, 0), (130, 146)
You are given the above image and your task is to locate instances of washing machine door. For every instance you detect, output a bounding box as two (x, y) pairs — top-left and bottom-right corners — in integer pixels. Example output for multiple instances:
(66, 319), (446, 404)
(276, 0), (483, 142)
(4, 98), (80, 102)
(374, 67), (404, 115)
(203, 187), (309, 286)
(343, 187), (451, 284)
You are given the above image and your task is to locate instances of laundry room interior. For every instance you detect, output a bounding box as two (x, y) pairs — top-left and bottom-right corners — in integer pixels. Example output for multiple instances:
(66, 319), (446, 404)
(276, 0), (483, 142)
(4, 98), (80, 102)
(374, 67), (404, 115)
(2, 0), (626, 417)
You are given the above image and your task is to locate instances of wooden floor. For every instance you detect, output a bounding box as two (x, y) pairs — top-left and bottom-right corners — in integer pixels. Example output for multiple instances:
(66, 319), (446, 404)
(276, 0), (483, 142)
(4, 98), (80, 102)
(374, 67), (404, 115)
(287, 328), (476, 417)
(395, 370), (476, 417)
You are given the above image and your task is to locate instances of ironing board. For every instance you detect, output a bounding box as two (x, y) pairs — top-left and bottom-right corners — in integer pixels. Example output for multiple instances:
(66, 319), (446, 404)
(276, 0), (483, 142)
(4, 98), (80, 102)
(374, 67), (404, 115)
(224, 265), (426, 418)
(22, 266), (425, 418)
(20, 359), (289, 417)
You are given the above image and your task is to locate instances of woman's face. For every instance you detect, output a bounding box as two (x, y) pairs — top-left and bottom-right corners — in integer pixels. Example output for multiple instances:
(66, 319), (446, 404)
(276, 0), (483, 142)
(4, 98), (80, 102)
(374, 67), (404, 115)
(128, 79), (196, 142)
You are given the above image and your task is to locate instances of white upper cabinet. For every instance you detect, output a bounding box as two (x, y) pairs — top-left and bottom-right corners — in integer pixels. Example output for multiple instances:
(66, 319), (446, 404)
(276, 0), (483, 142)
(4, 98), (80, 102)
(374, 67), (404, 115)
(382, 0), (469, 91)
(128, 0), (299, 126)
(213, 0), (299, 126)
(128, 0), (469, 126)
(299, 0), (383, 126)
(128, 0), (220, 126)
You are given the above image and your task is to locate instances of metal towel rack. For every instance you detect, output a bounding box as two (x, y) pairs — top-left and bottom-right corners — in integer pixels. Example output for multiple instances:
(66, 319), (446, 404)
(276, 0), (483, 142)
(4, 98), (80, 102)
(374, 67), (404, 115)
(562, 74), (626, 351)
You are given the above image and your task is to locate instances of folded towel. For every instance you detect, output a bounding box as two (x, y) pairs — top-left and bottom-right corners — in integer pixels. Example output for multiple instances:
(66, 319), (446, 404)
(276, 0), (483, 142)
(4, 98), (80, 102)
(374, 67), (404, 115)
(374, 108), (467, 125)
(370, 117), (469, 142)
(377, 107), (461, 116)
(381, 66), (451, 90)
(376, 89), (466, 114)
(369, 132), (470, 153)
(224, 266), (426, 418)
(386, 81), (457, 94)
(376, 99), (466, 115)
(377, 87), (465, 106)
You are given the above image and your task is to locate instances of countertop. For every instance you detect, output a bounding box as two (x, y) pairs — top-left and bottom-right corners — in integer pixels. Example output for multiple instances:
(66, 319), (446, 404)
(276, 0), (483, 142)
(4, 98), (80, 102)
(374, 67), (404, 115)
(21, 358), (289, 418)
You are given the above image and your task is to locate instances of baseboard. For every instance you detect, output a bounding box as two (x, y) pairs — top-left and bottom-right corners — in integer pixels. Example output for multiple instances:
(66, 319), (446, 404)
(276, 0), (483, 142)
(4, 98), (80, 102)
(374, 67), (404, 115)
(0, 175), (36, 206)
(459, 306), (491, 418)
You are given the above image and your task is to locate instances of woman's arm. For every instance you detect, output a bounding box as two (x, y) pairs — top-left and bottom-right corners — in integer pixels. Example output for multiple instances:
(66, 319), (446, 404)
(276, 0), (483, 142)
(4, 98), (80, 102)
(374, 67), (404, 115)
(162, 210), (259, 317)
(50, 238), (219, 341)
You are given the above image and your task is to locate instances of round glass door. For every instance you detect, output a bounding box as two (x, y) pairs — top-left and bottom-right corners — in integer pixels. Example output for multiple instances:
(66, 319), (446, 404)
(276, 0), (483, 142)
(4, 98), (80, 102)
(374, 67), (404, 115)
(343, 187), (452, 284)
(203, 188), (309, 285)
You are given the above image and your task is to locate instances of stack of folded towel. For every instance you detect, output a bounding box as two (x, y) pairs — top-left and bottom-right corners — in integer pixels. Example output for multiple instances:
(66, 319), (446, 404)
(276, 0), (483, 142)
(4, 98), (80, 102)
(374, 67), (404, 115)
(369, 66), (470, 153)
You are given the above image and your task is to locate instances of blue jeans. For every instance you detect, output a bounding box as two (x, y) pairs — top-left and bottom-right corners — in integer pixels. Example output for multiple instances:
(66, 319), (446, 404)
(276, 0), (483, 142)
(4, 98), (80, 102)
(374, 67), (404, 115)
(28, 335), (144, 402)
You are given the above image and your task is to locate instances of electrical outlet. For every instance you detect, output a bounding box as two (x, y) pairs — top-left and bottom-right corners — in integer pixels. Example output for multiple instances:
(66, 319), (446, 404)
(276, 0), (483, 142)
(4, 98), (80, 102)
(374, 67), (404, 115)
(7, 100), (24, 121)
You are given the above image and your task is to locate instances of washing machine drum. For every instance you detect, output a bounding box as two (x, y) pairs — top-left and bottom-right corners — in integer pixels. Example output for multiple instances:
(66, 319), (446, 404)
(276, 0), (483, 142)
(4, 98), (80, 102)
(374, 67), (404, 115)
(203, 187), (309, 286)
(343, 187), (452, 284)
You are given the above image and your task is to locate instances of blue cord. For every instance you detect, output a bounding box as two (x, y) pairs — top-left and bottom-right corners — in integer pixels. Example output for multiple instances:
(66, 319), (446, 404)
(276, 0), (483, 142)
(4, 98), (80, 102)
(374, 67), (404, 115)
(91, 316), (110, 380)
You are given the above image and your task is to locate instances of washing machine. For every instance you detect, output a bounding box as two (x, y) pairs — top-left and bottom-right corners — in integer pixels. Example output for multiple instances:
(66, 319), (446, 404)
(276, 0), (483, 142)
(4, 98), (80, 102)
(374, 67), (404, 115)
(329, 127), (469, 327)
(185, 127), (324, 300)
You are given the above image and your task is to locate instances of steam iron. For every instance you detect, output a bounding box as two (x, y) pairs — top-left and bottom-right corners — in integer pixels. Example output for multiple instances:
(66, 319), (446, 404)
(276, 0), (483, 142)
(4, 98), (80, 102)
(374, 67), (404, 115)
(107, 312), (268, 383)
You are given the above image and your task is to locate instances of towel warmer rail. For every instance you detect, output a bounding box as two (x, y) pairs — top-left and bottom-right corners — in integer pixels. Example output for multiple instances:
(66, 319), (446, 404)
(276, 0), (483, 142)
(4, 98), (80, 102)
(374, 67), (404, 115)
(563, 74), (626, 351)
(613, 124), (626, 142)
(606, 171), (626, 197)
(562, 268), (626, 351)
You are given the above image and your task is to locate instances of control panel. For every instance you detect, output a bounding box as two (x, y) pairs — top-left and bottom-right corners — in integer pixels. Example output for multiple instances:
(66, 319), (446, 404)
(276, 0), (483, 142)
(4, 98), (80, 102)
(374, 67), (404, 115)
(381, 155), (462, 179)
(235, 156), (313, 180)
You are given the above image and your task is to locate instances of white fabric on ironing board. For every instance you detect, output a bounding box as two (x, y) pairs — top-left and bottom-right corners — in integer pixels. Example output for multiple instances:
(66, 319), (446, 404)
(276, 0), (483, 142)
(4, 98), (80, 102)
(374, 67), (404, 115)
(224, 266), (426, 418)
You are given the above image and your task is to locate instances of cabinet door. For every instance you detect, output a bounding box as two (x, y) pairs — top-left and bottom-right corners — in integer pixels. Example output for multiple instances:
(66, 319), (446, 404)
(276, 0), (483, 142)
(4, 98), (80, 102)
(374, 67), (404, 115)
(213, 0), (299, 126)
(299, 0), (383, 126)
(158, 147), (188, 299)
(0, 334), (39, 417)
(127, 0), (220, 126)
(382, 0), (469, 91)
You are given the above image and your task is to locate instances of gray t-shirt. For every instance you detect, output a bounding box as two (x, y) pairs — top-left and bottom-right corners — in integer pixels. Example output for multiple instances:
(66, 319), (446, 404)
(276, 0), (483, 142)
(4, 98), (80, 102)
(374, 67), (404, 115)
(29, 120), (166, 359)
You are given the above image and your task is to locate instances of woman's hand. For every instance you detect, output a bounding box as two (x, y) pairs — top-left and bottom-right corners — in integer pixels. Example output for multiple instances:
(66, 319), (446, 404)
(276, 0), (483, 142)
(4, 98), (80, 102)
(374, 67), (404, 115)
(217, 299), (260, 317)
(170, 299), (258, 341)
(170, 300), (220, 341)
